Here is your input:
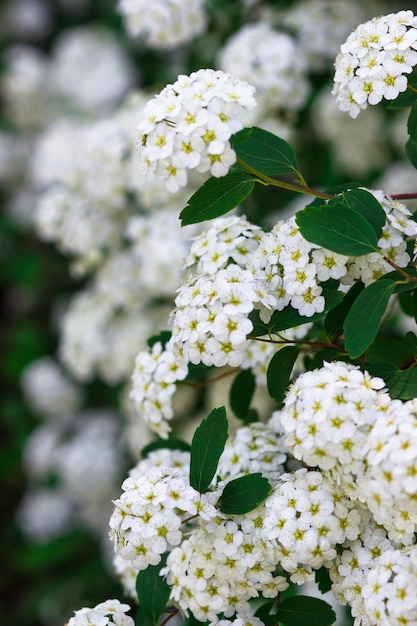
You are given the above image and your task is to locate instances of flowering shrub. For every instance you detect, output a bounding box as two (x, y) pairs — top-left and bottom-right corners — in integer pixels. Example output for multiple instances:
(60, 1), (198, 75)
(5, 3), (417, 626)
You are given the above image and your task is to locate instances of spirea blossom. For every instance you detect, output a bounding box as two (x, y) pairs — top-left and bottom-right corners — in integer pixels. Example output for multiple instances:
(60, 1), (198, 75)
(217, 422), (287, 484)
(65, 599), (134, 626)
(332, 10), (417, 117)
(21, 357), (83, 419)
(117, 0), (207, 49)
(282, 0), (367, 71)
(130, 341), (188, 438)
(357, 398), (417, 544)
(218, 23), (310, 114)
(109, 466), (199, 571)
(276, 361), (388, 495)
(136, 69), (257, 192)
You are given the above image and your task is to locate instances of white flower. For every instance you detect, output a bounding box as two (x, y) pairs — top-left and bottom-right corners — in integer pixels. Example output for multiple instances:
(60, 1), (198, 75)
(137, 69), (256, 191)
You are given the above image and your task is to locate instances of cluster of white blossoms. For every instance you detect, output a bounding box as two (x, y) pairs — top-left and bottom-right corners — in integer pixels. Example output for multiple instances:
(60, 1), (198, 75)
(109, 466), (200, 572)
(117, 0), (207, 49)
(166, 193), (415, 375)
(130, 341), (188, 438)
(65, 599), (134, 626)
(18, 410), (125, 542)
(332, 10), (417, 117)
(21, 356), (83, 419)
(278, 360), (417, 545)
(281, 0), (368, 71)
(216, 421), (287, 483)
(218, 23), (310, 115)
(182, 215), (263, 278)
(361, 546), (417, 626)
(276, 361), (388, 495)
(358, 398), (417, 544)
(169, 263), (275, 369)
(136, 69), (257, 192)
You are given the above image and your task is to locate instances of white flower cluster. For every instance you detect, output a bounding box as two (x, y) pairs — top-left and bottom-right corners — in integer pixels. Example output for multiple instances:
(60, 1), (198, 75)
(358, 398), (417, 544)
(117, 0), (207, 49)
(166, 193), (415, 377)
(182, 215), (263, 278)
(130, 341), (188, 438)
(65, 599), (134, 626)
(329, 518), (394, 624)
(21, 356), (83, 419)
(332, 10), (417, 117)
(278, 360), (417, 544)
(261, 469), (364, 583)
(110, 424), (369, 623)
(169, 263), (275, 369)
(164, 515), (289, 622)
(109, 466), (199, 571)
(218, 23), (310, 115)
(137, 69), (257, 192)
(18, 411), (125, 541)
(216, 421), (287, 483)
(277, 361), (388, 493)
(281, 0), (368, 71)
(361, 546), (417, 626)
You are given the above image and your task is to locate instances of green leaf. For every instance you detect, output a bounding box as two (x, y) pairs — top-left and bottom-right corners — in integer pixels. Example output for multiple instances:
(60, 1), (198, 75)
(232, 126), (298, 176)
(365, 362), (398, 381)
(219, 473), (272, 514)
(296, 203), (379, 256)
(230, 369), (256, 420)
(408, 101), (417, 144)
(315, 566), (332, 594)
(267, 346), (300, 405)
(135, 557), (171, 626)
(338, 188), (386, 238)
(277, 596), (336, 626)
(180, 171), (255, 225)
(413, 289), (417, 322)
(325, 282), (365, 340)
(189, 407), (228, 493)
(343, 279), (396, 358)
(367, 335), (415, 366)
(386, 368), (417, 400)
(141, 438), (191, 459)
(406, 137), (417, 170)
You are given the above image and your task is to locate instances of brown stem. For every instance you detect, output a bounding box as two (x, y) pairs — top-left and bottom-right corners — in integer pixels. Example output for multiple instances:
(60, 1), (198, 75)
(237, 157), (334, 200)
(390, 192), (417, 200)
(246, 335), (346, 353)
(382, 257), (417, 283)
(160, 609), (180, 626)
(179, 368), (239, 388)
(407, 84), (417, 94)
(182, 513), (199, 525)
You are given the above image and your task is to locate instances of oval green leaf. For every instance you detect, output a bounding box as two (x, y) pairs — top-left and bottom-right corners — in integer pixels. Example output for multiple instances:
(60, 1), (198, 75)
(296, 203), (379, 256)
(267, 346), (300, 406)
(230, 369), (256, 421)
(278, 596), (336, 626)
(386, 368), (417, 400)
(180, 171), (255, 225)
(232, 126), (298, 176)
(219, 473), (272, 515)
(189, 407), (228, 493)
(343, 279), (396, 358)
(338, 188), (386, 238)
(407, 100), (417, 144)
(136, 557), (171, 626)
